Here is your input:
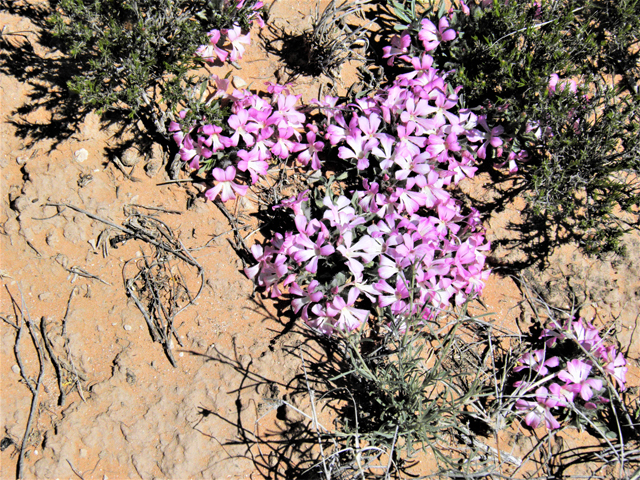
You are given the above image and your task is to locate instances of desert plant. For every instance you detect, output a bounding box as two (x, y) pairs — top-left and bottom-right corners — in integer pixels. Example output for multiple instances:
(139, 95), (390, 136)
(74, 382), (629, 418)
(48, 0), (264, 133)
(261, 0), (372, 83)
(395, 0), (640, 255)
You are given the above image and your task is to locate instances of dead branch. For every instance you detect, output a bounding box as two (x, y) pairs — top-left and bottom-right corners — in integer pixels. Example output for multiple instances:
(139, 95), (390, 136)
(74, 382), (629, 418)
(40, 316), (66, 406)
(9, 285), (46, 480)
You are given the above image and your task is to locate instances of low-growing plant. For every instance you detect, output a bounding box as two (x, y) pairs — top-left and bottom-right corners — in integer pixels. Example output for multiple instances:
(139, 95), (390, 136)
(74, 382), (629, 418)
(261, 0), (372, 83)
(390, 0), (640, 256)
(243, 45), (498, 335)
(332, 311), (492, 459)
(510, 317), (628, 435)
(49, 0), (265, 132)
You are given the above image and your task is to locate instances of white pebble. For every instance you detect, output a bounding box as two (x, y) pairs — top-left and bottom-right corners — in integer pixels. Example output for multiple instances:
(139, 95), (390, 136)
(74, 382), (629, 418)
(74, 148), (89, 163)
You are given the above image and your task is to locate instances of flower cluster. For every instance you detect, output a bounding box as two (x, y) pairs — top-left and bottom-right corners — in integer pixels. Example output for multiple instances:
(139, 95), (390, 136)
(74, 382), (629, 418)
(513, 317), (628, 430)
(244, 35), (501, 335)
(196, 0), (265, 65)
(168, 81), (315, 202)
(246, 188), (490, 335)
(382, 16), (456, 66)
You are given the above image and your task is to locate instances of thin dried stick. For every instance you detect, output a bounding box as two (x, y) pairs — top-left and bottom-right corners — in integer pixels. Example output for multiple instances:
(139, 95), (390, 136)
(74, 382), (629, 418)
(14, 285), (45, 480)
(40, 316), (66, 406)
(61, 287), (79, 338)
(46, 203), (197, 266)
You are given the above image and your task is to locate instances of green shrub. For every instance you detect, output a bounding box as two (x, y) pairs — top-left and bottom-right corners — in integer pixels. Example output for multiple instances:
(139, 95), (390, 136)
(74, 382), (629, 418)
(390, 0), (640, 255)
(48, 0), (263, 131)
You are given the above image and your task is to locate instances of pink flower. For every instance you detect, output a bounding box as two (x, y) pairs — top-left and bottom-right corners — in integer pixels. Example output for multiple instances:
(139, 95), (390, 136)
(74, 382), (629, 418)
(513, 349), (560, 376)
(515, 386), (563, 430)
(548, 74), (577, 95)
(600, 345), (628, 391)
(290, 281), (324, 315)
(296, 128), (325, 170)
(557, 359), (603, 401)
(272, 189), (310, 216)
(205, 166), (248, 202)
(338, 133), (378, 170)
(196, 29), (229, 64)
(472, 115), (504, 159)
(382, 32), (411, 66)
(293, 231), (335, 274)
(224, 24), (251, 63)
(326, 287), (369, 331)
(236, 147), (269, 184)
(179, 134), (212, 170)
(375, 277), (410, 315)
(418, 17), (456, 52)
(228, 108), (255, 147)
(569, 318), (603, 354)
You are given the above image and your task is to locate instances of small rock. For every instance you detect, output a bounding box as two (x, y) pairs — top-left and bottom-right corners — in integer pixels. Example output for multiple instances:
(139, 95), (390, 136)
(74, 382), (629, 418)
(240, 354), (252, 369)
(74, 148), (89, 163)
(3, 218), (19, 236)
(124, 324), (132, 331)
(125, 370), (136, 385)
(38, 292), (52, 301)
(11, 365), (20, 375)
(150, 142), (165, 163)
(121, 148), (141, 167)
(80, 448), (88, 458)
(144, 160), (161, 178)
(232, 76), (247, 88)
(16, 156), (28, 166)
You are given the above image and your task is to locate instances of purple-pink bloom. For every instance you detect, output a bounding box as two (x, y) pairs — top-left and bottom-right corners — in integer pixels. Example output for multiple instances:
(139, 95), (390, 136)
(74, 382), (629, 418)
(514, 386), (563, 430)
(513, 349), (560, 376)
(223, 24), (251, 63)
(601, 345), (628, 391)
(326, 287), (369, 331)
(236, 147), (270, 184)
(382, 32), (411, 66)
(290, 281), (324, 315)
(418, 17), (456, 52)
(205, 166), (249, 202)
(272, 189), (310, 216)
(196, 29), (229, 64)
(293, 231), (335, 274)
(296, 127), (325, 170)
(473, 115), (504, 159)
(557, 359), (604, 401)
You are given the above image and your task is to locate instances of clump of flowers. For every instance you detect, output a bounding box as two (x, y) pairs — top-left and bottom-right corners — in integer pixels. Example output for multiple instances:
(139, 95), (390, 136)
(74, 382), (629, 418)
(196, 0), (265, 65)
(243, 28), (503, 335)
(168, 80), (313, 202)
(512, 317), (628, 430)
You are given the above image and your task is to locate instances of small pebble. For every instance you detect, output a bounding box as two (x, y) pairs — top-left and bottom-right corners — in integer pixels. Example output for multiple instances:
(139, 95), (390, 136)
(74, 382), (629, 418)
(124, 325), (132, 331)
(11, 365), (20, 375)
(74, 148), (89, 163)
(232, 76), (247, 88)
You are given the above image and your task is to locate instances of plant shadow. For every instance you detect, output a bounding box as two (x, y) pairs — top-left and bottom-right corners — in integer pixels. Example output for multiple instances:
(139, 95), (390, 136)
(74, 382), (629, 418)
(0, 0), (167, 159)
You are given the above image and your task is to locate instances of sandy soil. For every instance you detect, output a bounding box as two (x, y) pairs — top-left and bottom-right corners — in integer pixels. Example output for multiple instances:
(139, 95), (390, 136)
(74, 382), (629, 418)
(1, 1), (639, 479)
